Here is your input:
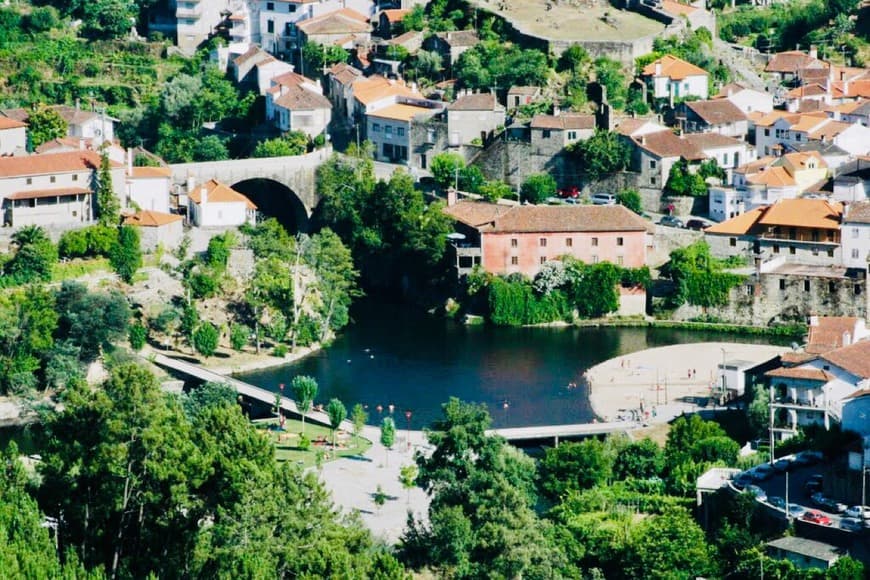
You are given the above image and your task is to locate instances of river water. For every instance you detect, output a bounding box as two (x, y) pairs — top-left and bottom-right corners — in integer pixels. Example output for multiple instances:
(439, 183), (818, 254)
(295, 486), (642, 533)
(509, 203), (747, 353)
(239, 300), (788, 429)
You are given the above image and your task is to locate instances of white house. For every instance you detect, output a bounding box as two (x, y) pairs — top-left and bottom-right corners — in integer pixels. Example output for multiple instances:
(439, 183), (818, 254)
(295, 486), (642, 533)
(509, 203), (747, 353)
(367, 101), (443, 163)
(841, 201), (870, 269)
(841, 390), (870, 438)
(641, 55), (709, 102)
(715, 83), (774, 115)
(265, 72), (332, 138)
(446, 92), (505, 146)
(188, 179), (257, 227)
(678, 99), (749, 138)
(708, 186), (745, 223)
(1, 105), (117, 146)
(176, 0), (232, 52)
(0, 117), (26, 156)
(126, 165), (172, 214)
(0, 150), (125, 228)
(683, 133), (756, 182)
(755, 112), (870, 157)
(254, 0), (374, 55)
(123, 210), (184, 252)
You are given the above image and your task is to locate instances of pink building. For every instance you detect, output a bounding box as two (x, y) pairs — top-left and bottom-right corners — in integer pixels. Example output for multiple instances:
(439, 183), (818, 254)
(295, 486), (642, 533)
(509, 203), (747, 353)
(443, 200), (654, 278)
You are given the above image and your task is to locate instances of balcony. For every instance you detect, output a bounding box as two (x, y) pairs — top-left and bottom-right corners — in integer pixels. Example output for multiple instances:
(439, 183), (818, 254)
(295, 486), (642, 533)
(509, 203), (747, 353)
(757, 230), (838, 245)
(176, 3), (203, 18)
(450, 242), (481, 276)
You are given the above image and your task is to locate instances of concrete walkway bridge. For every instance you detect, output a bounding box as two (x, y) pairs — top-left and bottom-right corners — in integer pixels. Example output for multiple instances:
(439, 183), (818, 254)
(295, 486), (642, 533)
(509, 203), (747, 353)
(486, 421), (639, 446)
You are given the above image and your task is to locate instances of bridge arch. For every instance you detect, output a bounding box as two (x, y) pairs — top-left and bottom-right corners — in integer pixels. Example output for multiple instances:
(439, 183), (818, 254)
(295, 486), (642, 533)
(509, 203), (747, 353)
(231, 178), (309, 234)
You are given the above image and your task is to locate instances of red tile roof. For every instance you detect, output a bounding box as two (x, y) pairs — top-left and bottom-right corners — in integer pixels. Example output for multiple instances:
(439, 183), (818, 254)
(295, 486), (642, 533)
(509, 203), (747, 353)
(820, 339), (870, 378)
(684, 99), (748, 125)
(123, 210), (183, 227)
(0, 151), (119, 177)
(642, 55), (708, 80)
(0, 117), (26, 130)
(807, 317), (863, 354)
(530, 114), (595, 130)
(765, 51), (824, 74)
(189, 179), (257, 209)
(444, 201), (653, 234)
(765, 367), (834, 381)
(6, 186), (90, 201)
(297, 8), (370, 35)
(631, 130), (706, 160)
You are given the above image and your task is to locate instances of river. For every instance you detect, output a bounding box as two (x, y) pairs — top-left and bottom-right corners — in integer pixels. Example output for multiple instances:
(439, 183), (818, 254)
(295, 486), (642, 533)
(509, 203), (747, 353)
(239, 300), (789, 429)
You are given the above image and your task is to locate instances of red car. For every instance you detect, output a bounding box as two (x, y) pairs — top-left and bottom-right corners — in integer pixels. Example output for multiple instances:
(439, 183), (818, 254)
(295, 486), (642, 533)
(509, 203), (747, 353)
(801, 510), (832, 526)
(558, 186), (580, 199)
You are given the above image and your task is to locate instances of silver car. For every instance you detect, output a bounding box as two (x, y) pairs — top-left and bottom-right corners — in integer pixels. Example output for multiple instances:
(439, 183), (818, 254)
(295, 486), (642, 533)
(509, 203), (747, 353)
(840, 517), (863, 532)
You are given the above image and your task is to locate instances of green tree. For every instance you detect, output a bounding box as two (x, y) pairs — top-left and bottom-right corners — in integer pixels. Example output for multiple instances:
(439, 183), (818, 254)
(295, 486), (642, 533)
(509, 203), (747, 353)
(520, 173), (556, 204)
(479, 180), (515, 202)
(415, 50), (444, 80)
(193, 135), (228, 161)
(626, 508), (717, 579)
(26, 105), (67, 149)
(109, 225), (142, 283)
(351, 403), (368, 440)
(613, 438), (663, 480)
(326, 398), (347, 451)
(662, 240), (743, 308)
(181, 381), (238, 420)
(55, 281), (130, 362)
(291, 375), (318, 435)
(128, 322), (147, 350)
(664, 158), (708, 197)
(827, 557), (865, 580)
(539, 439), (613, 500)
(192, 321), (219, 358)
(253, 131), (308, 158)
(569, 129), (630, 182)
(301, 41), (348, 72)
(616, 188), (643, 214)
(96, 150), (121, 226)
(229, 323), (248, 351)
(5, 225), (57, 283)
(401, 5), (426, 32)
(430, 152), (465, 190)
(399, 463), (418, 505)
(593, 57), (627, 109)
(381, 416), (396, 467)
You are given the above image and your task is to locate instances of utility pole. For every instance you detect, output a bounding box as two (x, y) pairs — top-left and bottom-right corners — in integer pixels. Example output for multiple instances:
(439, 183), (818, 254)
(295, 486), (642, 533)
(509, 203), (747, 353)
(769, 384), (776, 464)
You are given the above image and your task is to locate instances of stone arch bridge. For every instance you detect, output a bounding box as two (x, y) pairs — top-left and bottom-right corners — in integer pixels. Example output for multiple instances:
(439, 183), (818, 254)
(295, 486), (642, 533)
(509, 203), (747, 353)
(169, 147), (331, 219)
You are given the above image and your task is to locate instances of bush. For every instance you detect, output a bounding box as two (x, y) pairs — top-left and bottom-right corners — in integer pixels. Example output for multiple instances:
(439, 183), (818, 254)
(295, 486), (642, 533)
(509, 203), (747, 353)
(58, 225), (118, 259)
(297, 433), (311, 450)
(520, 173), (556, 204)
(230, 323), (249, 351)
(273, 344), (288, 358)
(187, 270), (220, 299)
(128, 323), (147, 351)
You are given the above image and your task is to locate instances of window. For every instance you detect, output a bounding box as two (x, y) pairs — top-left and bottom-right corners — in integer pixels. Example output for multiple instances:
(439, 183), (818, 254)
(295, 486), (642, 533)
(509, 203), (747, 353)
(511, 256), (518, 265)
(511, 238), (518, 248)
(267, 19), (274, 33)
(804, 280), (810, 292)
(852, 249), (860, 259)
(617, 255), (624, 265)
(779, 279), (786, 290)
(827, 249), (834, 257)
(773, 245), (780, 254)
(72, 174), (78, 181)
(50, 176), (56, 183)
(568, 131), (577, 140)
(288, 4), (296, 11)
(385, 125), (393, 135)
(723, 153), (729, 165)
(854, 228), (860, 239)
(789, 246), (796, 255)
(649, 159), (657, 169)
(539, 238), (547, 247)
(566, 238), (573, 247)
(617, 237), (624, 246)
(372, 123), (381, 132)
(764, 129), (770, 136)
(266, 1), (274, 9)
(829, 281), (837, 293)
(540, 256), (547, 264)
(397, 127), (405, 137)
(542, 129), (551, 139)
(856, 285), (863, 295)
(591, 237), (598, 247)
(592, 255), (599, 264)
(730, 237), (737, 247)
(649, 175), (656, 186)
(26, 178), (32, 185)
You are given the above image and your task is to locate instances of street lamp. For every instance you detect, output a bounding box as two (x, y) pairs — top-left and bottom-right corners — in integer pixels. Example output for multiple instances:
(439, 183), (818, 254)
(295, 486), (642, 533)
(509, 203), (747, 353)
(720, 348), (727, 406)
(278, 383), (285, 429)
(388, 403), (395, 415)
(404, 410), (412, 451)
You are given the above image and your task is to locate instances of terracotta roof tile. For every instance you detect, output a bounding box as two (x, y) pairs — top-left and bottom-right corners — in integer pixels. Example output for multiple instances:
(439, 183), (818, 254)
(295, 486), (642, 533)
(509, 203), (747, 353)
(328, 62), (362, 86)
(449, 93), (500, 111)
(381, 8), (409, 23)
(807, 317), (862, 353)
(705, 206), (766, 235)
(683, 133), (746, 150)
(273, 85), (332, 110)
(685, 99), (747, 125)
(123, 210), (183, 227)
(0, 117), (26, 130)
(642, 55), (708, 81)
(444, 201), (653, 234)
(844, 201), (870, 224)
(661, 0), (697, 15)
(368, 102), (437, 121)
(189, 179), (257, 209)
(0, 150), (118, 177)
(5, 186), (90, 201)
(786, 83), (828, 98)
(765, 51), (824, 74)
(757, 199), (842, 229)
(530, 114), (595, 130)
(352, 75), (417, 105)
(130, 166), (172, 178)
(780, 352), (818, 365)
(765, 367), (834, 381)
(631, 130), (706, 160)
(435, 30), (479, 47)
(747, 166), (796, 187)
(820, 339), (870, 378)
(508, 86), (540, 96)
(297, 8), (370, 35)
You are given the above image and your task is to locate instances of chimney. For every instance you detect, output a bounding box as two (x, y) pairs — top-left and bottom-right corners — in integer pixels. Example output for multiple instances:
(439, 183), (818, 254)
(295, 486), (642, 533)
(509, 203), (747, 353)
(844, 79), (851, 97)
(809, 45), (817, 60)
(79, 138), (85, 150)
(186, 174), (196, 195)
(654, 61), (662, 76)
(843, 330), (852, 347)
(809, 315), (819, 327)
(727, 86), (734, 97)
(447, 188), (457, 206)
(200, 185), (208, 205)
(641, 135), (647, 146)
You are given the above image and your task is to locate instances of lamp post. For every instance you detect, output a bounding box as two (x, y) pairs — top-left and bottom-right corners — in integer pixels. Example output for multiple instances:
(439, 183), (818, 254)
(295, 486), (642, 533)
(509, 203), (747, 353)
(388, 403), (395, 415)
(278, 383), (285, 429)
(720, 348), (727, 405)
(404, 409), (412, 451)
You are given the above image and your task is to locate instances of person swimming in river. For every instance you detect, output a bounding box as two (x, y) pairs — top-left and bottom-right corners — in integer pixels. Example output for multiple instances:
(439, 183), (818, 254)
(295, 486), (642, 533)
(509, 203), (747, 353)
(567, 381), (577, 390)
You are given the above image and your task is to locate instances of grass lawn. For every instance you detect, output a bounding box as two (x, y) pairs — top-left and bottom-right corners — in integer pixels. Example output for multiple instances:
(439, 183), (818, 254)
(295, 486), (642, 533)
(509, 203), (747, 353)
(254, 418), (372, 469)
(51, 257), (111, 282)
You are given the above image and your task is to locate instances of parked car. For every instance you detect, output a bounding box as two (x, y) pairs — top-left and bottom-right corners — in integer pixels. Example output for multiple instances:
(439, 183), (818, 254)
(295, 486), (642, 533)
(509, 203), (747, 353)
(564, 197), (581, 205)
(659, 215), (684, 228)
(794, 451), (823, 466)
(733, 472), (753, 489)
(590, 193), (616, 205)
(685, 219), (710, 231)
(768, 496), (786, 509)
(751, 464), (775, 482)
(787, 504), (807, 518)
(558, 186), (580, 199)
(745, 485), (767, 502)
(845, 505), (870, 520)
(840, 517), (864, 532)
(801, 510), (832, 526)
(811, 493), (847, 513)
(773, 458), (794, 472)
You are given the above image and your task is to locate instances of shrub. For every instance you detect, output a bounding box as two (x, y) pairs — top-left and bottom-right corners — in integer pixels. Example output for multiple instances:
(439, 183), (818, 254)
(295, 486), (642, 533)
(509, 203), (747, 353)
(128, 323), (147, 350)
(273, 344), (288, 358)
(187, 270), (220, 299)
(230, 323), (249, 351)
(297, 433), (311, 450)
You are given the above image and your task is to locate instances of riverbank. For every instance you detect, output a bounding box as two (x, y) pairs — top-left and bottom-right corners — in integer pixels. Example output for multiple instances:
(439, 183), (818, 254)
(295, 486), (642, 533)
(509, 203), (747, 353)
(585, 342), (787, 425)
(145, 342), (324, 379)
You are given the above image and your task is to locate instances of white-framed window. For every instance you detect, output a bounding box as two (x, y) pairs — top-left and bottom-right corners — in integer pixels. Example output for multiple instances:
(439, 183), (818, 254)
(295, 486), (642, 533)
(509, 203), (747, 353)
(853, 228), (859, 238)
(385, 125), (392, 135)
(397, 127), (405, 137)
(852, 249), (860, 259)
(372, 123), (381, 132)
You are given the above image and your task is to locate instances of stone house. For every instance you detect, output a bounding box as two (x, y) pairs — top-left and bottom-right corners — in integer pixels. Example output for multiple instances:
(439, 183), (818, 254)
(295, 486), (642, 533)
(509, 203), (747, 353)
(0, 117), (26, 156)
(123, 210), (184, 252)
(387, 30), (424, 55)
(676, 99), (749, 138)
(704, 198), (843, 266)
(641, 55), (709, 102)
(841, 201), (870, 269)
(423, 30), (479, 70)
(530, 114), (596, 154)
(442, 199), (653, 279)
(714, 83), (774, 115)
(764, 48), (826, 85)
(175, 0), (232, 53)
(325, 62), (363, 121)
(366, 100), (443, 163)
(377, 8), (408, 38)
(506, 86), (542, 110)
(766, 537), (843, 570)
(0, 150), (124, 228)
(446, 92), (505, 146)
(188, 179), (257, 227)
(624, 129), (706, 190)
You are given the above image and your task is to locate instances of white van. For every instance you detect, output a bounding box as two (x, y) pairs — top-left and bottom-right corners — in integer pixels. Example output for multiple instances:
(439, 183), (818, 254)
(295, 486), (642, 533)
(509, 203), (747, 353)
(590, 193), (616, 205)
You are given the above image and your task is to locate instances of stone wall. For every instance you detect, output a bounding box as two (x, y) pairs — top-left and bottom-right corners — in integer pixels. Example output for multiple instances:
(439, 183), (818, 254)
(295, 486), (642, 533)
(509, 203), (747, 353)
(671, 272), (868, 326)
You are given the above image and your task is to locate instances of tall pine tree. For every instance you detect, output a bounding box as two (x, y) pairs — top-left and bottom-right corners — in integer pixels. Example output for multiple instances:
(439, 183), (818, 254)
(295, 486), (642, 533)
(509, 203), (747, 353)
(96, 150), (120, 226)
